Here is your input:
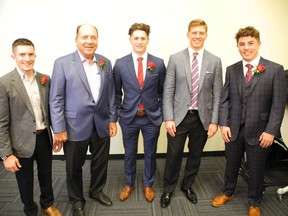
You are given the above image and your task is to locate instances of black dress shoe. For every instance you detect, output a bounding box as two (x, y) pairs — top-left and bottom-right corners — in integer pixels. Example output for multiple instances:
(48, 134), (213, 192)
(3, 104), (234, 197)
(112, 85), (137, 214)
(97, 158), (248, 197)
(89, 191), (113, 206)
(73, 208), (85, 216)
(181, 187), (197, 204)
(160, 192), (172, 208)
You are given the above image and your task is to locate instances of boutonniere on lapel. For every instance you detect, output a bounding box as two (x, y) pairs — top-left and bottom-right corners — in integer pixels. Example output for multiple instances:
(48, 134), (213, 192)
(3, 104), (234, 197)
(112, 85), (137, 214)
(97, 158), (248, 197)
(147, 61), (156, 72)
(98, 59), (106, 70)
(39, 75), (48, 87)
(253, 64), (265, 75)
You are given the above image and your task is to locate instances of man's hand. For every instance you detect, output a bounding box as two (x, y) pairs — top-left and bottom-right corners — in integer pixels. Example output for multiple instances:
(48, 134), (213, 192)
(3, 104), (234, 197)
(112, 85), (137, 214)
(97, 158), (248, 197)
(109, 123), (117, 137)
(3, 155), (21, 173)
(220, 126), (231, 143)
(165, 120), (176, 137)
(53, 142), (63, 152)
(207, 123), (218, 138)
(259, 132), (274, 148)
(54, 131), (68, 145)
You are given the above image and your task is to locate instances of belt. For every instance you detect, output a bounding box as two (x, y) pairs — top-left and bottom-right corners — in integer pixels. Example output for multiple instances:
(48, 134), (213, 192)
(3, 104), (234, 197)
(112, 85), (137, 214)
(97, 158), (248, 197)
(188, 109), (198, 114)
(35, 129), (46, 135)
(136, 110), (146, 116)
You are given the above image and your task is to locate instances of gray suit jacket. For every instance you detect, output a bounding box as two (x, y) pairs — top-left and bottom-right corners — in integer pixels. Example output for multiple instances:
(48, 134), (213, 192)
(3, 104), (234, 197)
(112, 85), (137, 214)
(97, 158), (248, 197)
(163, 48), (223, 130)
(0, 69), (52, 158)
(219, 57), (286, 145)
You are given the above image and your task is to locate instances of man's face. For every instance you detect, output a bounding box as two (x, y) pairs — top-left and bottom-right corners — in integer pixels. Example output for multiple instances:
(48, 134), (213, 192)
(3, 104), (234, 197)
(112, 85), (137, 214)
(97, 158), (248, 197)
(12, 45), (35, 74)
(130, 30), (149, 56)
(187, 25), (207, 51)
(75, 25), (98, 60)
(237, 36), (261, 62)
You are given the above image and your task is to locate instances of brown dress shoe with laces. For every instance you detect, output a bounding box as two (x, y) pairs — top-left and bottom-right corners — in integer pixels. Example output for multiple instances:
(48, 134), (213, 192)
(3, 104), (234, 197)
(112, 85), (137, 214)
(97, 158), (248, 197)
(119, 185), (134, 201)
(144, 187), (155, 202)
(248, 206), (260, 216)
(211, 193), (233, 207)
(42, 205), (63, 216)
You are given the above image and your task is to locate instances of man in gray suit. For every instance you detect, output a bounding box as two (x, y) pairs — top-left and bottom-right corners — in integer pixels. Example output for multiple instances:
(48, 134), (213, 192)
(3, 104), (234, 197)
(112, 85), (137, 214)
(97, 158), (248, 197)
(50, 24), (117, 216)
(211, 26), (286, 216)
(160, 19), (223, 208)
(0, 38), (62, 216)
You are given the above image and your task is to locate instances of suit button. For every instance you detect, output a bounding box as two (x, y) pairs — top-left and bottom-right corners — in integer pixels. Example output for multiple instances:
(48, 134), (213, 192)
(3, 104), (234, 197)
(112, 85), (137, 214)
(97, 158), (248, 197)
(92, 100), (95, 103)
(33, 132), (36, 134)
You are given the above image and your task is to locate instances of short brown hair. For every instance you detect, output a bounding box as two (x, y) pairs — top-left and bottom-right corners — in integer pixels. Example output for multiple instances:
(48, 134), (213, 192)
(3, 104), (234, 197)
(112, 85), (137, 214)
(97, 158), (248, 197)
(128, 23), (150, 37)
(235, 26), (260, 43)
(12, 38), (34, 54)
(188, 19), (208, 33)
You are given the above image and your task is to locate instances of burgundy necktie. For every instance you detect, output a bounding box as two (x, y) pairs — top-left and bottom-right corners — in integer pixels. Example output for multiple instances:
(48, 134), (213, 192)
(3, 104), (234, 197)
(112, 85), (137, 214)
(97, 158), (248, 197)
(191, 52), (199, 108)
(245, 64), (253, 83)
(137, 57), (144, 111)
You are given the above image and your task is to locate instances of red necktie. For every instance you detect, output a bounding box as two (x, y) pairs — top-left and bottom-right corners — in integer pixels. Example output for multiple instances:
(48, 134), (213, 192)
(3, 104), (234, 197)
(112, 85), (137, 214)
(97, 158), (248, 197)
(191, 52), (199, 108)
(137, 57), (144, 111)
(245, 64), (253, 83)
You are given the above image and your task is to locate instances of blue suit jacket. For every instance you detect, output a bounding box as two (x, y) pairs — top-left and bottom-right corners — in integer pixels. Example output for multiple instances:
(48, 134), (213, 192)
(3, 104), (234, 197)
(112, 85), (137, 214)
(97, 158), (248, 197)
(113, 53), (166, 126)
(49, 51), (116, 141)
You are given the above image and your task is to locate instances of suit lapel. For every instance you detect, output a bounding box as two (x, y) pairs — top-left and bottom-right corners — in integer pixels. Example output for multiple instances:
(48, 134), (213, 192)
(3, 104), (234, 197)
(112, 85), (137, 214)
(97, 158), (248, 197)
(35, 73), (47, 116)
(247, 58), (264, 95)
(73, 52), (93, 95)
(11, 70), (34, 116)
(182, 49), (192, 93)
(235, 62), (244, 96)
(126, 54), (139, 88)
(199, 50), (208, 91)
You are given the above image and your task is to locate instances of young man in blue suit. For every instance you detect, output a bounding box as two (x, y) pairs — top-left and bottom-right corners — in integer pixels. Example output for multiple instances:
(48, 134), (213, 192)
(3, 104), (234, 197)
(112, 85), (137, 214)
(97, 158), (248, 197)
(113, 23), (166, 202)
(211, 26), (286, 216)
(50, 24), (117, 216)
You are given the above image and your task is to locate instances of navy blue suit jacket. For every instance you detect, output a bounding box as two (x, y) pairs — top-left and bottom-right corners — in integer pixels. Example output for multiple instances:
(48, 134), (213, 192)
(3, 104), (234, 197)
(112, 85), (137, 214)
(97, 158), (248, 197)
(113, 53), (166, 126)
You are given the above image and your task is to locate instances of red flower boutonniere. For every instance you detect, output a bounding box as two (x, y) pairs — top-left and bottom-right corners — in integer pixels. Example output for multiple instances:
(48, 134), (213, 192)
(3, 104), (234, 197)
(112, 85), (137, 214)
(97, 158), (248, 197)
(99, 59), (106, 70)
(253, 64), (265, 74)
(39, 75), (48, 86)
(147, 61), (156, 72)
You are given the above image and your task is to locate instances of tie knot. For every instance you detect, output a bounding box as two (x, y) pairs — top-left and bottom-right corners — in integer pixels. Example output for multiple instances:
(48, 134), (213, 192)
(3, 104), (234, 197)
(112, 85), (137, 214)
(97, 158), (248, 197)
(246, 64), (253, 70)
(193, 52), (198, 60)
(137, 57), (143, 62)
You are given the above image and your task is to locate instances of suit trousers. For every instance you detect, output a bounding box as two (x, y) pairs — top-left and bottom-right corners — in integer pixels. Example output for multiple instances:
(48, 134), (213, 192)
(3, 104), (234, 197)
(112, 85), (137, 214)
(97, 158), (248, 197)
(63, 128), (110, 209)
(163, 111), (208, 193)
(120, 115), (160, 187)
(15, 129), (54, 216)
(223, 125), (270, 206)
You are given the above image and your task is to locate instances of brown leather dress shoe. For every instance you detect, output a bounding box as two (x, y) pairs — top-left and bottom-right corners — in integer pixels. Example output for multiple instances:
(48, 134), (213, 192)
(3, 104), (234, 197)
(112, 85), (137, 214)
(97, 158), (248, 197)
(144, 187), (155, 202)
(211, 193), (233, 207)
(42, 205), (63, 216)
(248, 206), (260, 216)
(119, 185), (134, 201)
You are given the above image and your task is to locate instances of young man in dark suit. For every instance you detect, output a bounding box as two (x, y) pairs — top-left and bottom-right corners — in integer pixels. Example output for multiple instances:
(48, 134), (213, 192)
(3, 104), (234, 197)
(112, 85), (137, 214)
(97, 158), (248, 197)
(211, 26), (286, 216)
(113, 23), (166, 203)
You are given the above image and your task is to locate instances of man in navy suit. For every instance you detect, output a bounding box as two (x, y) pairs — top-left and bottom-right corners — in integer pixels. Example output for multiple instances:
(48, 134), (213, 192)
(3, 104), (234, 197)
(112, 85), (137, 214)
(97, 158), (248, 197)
(113, 23), (166, 202)
(50, 24), (117, 216)
(211, 26), (286, 216)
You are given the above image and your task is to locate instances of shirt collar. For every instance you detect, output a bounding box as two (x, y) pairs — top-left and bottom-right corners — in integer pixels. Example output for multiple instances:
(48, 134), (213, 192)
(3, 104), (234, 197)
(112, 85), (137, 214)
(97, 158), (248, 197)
(188, 47), (204, 58)
(132, 51), (148, 61)
(16, 67), (36, 80)
(243, 55), (261, 68)
(78, 50), (96, 63)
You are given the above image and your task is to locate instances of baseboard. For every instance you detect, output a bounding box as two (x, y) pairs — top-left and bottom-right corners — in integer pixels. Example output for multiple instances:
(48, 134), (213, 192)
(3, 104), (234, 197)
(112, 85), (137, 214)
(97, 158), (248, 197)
(52, 151), (225, 160)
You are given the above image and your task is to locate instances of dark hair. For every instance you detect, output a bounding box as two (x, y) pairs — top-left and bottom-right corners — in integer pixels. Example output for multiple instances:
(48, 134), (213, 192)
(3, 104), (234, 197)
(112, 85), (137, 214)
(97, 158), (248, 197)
(235, 26), (260, 43)
(12, 38), (34, 53)
(128, 23), (150, 36)
(188, 19), (208, 33)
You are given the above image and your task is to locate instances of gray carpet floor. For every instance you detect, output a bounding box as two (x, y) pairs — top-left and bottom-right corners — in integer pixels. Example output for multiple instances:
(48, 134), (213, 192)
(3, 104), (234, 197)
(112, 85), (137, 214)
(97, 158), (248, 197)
(1, 156), (288, 216)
